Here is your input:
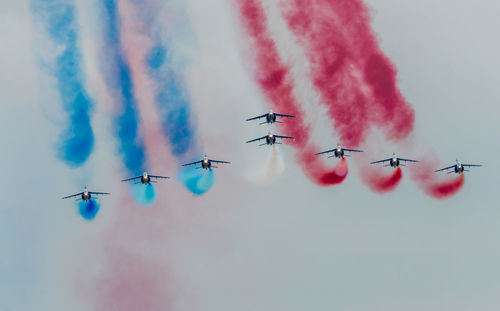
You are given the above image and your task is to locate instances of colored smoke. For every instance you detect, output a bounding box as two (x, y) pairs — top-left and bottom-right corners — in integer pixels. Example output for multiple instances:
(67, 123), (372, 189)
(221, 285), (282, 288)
(236, 0), (348, 186)
(280, 0), (415, 147)
(411, 158), (465, 199)
(318, 157), (349, 185)
(249, 145), (285, 185)
(178, 168), (216, 195)
(31, 0), (95, 167)
(130, 183), (157, 206)
(78, 199), (100, 221)
(363, 167), (403, 193)
(99, 0), (146, 174)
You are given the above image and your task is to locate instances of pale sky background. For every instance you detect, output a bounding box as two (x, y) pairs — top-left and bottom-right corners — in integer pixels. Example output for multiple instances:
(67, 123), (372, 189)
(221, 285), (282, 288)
(1, 0), (500, 310)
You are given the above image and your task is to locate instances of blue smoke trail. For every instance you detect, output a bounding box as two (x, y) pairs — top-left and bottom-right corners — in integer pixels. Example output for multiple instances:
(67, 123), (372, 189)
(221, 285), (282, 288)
(178, 168), (216, 195)
(98, 0), (146, 174)
(78, 199), (100, 220)
(130, 183), (157, 206)
(147, 45), (199, 157)
(31, 0), (95, 167)
(139, 1), (213, 195)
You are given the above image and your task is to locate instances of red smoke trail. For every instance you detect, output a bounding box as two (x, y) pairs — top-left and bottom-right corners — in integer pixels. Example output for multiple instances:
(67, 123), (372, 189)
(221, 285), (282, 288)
(411, 159), (465, 199)
(280, 0), (415, 147)
(320, 157), (348, 185)
(236, 0), (348, 186)
(363, 167), (403, 193)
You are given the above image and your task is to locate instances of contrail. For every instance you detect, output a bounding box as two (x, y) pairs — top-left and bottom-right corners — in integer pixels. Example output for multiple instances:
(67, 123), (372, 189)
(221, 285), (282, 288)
(98, 0), (146, 174)
(235, 0), (349, 186)
(31, 0), (95, 167)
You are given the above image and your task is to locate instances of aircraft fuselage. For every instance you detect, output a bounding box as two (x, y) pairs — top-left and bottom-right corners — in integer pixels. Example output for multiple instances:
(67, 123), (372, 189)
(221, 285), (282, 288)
(390, 158), (400, 167)
(455, 164), (464, 174)
(265, 135), (277, 145)
(201, 159), (211, 169)
(333, 148), (344, 158)
(140, 176), (151, 184)
(82, 191), (91, 201)
(266, 113), (277, 123)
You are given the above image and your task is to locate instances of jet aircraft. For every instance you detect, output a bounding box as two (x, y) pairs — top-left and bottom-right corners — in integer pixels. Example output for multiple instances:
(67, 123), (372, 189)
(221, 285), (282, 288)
(121, 171), (170, 184)
(370, 153), (418, 168)
(62, 187), (110, 201)
(246, 110), (295, 125)
(315, 144), (363, 158)
(434, 159), (482, 174)
(182, 156), (231, 169)
(246, 132), (294, 146)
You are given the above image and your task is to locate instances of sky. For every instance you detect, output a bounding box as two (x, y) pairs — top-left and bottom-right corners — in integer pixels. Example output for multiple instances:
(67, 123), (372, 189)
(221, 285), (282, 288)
(1, 0), (500, 310)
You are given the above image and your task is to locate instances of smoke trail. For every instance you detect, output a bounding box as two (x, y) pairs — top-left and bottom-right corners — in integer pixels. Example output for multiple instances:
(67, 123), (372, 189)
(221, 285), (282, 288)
(130, 183), (157, 206)
(248, 145), (285, 185)
(178, 168), (216, 195)
(78, 199), (100, 220)
(318, 158), (349, 185)
(410, 159), (465, 199)
(236, 0), (349, 186)
(31, 0), (95, 167)
(279, 0), (415, 147)
(98, 0), (146, 174)
(363, 167), (403, 193)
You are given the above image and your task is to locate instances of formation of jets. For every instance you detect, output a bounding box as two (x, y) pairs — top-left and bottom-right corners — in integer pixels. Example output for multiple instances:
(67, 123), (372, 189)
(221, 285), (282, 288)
(62, 110), (482, 201)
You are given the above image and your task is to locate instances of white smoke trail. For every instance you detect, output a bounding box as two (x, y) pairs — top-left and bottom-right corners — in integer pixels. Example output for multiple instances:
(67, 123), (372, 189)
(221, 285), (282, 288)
(247, 145), (285, 185)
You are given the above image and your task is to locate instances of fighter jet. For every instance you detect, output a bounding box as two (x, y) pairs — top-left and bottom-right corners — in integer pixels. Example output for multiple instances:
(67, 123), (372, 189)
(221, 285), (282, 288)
(182, 155), (231, 169)
(434, 159), (482, 174)
(121, 171), (170, 185)
(246, 132), (294, 146)
(246, 110), (295, 125)
(62, 187), (110, 201)
(370, 153), (418, 168)
(315, 144), (363, 158)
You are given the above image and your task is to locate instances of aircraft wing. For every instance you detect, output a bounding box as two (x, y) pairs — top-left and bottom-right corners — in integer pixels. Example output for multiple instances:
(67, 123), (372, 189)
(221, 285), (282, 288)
(275, 135), (294, 140)
(246, 114), (267, 121)
(89, 191), (110, 196)
(315, 148), (336, 155)
(121, 175), (141, 182)
(149, 175), (170, 179)
(343, 148), (363, 153)
(61, 192), (83, 199)
(370, 158), (391, 164)
(398, 158), (419, 163)
(275, 113), (295, 118)
(210, 159), (231, 164)
(434, 165), (455, 172)
(462, 164), (482, 167)
(182, 160), (203, 167)
(246, 136), (267, 143)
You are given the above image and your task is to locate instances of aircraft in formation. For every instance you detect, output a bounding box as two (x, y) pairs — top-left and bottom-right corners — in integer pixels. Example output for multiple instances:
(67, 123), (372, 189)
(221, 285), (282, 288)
(246, 132), (294, 146)
(315, 144), (364, 158)
(435, 159), (482, 174)
(121, 171), (170, 184)
(370, 153), (419, 168)
(246, 110), (295, 125)
(62, 187), (110, 201)
(182, 155), (231, 169)
(62, 111), (483, 202)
